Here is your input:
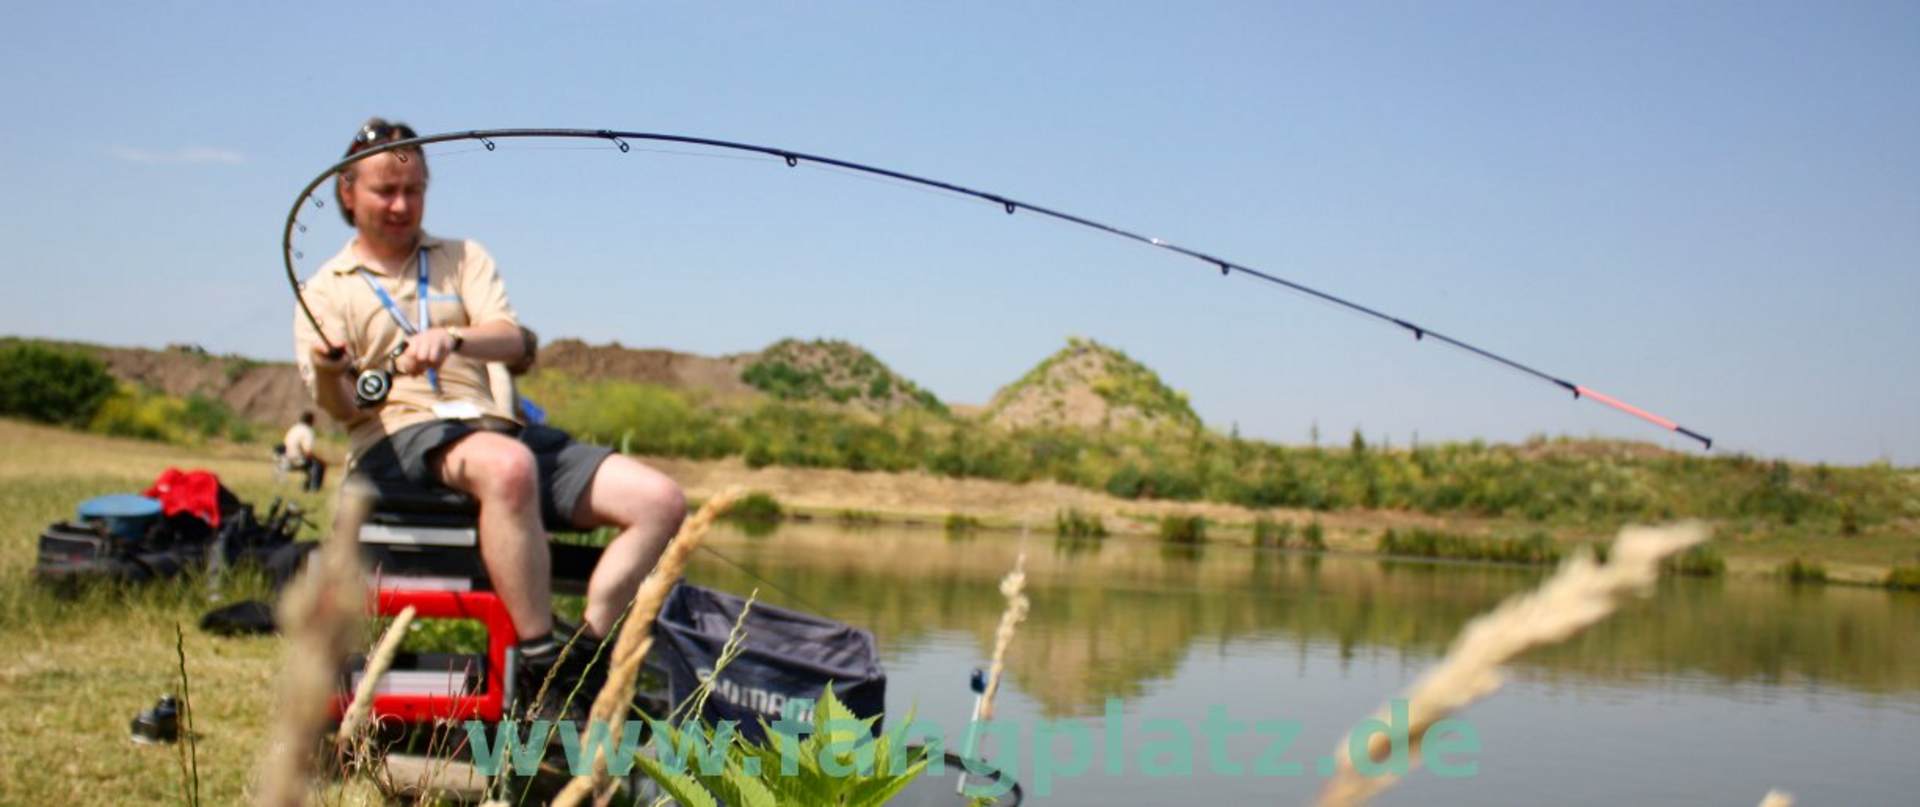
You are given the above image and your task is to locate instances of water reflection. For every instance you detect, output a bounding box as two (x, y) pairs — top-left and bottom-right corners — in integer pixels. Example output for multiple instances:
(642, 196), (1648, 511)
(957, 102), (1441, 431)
(682, 522), (1920, 718)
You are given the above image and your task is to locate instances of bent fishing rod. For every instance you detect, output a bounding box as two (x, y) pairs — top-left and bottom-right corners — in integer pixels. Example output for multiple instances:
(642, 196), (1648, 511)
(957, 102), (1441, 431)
(281, 127), (1712, 449)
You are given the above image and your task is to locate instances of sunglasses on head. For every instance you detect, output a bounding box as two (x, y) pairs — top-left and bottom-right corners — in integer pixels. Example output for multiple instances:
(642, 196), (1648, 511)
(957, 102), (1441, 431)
(345, 121), (419, 155)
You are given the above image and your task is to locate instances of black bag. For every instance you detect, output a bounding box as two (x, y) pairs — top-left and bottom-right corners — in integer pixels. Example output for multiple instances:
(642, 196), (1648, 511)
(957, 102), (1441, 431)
(650, 583), (886, 741)
(34, 521), (115, 579)
(33, 520), (178, 586)
(34, 494), (303, 589)
(199, 600), (279, 636)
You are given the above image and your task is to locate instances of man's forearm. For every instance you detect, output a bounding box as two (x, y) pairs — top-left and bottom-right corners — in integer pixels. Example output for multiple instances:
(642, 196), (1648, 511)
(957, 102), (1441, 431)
(456, 320), (532, 364)
(311, 368), (359, 422)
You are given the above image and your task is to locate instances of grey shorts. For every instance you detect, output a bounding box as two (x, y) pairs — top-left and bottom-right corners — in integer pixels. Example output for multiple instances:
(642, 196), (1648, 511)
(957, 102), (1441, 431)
(354, 419), (614, 529)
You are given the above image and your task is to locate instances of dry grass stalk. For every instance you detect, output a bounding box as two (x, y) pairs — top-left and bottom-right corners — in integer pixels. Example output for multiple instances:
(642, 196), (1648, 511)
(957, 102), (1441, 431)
(677, 588), (758, 725)
(1316, 523), (1707, 807)
(1757, 790), (1794, 807)
(553, 488), (743, 807)
(254, 487), (372, 807)
(334, 604), (417, 751)
(174, 623), (202, 807)
(978, 552), (1029, 721)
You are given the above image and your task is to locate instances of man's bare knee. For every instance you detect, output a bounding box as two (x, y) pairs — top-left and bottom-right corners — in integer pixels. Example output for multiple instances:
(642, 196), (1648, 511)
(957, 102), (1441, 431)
(611, 472), (684, 534)
(647, 476), (687, 531)
(479, 446), (538, 506)
(447, 437), (538, 507)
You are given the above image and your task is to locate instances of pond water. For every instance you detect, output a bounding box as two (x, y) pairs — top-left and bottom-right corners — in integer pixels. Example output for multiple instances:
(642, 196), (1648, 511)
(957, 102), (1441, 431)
(680, 521), (1920, 806)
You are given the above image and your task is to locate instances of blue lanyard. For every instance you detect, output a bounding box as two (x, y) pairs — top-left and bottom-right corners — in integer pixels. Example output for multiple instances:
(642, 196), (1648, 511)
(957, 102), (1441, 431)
(359, 247), (441, 392)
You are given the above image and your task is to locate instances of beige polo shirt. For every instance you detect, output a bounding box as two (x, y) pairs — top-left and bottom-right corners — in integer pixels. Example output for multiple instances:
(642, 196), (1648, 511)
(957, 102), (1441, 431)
(293, 233), (520, 458)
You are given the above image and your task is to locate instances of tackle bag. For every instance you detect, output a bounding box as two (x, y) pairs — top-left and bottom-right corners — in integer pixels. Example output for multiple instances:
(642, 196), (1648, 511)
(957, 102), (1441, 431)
(33, 479), (305, 589)
(650, 583), (886, 741)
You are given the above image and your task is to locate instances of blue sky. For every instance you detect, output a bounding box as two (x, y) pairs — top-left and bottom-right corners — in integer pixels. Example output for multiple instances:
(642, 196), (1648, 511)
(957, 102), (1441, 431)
(1, 2), (1914, 464)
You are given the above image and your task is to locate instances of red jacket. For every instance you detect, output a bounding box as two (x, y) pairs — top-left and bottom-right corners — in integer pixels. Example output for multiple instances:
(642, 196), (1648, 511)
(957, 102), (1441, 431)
(144, 468), (224, 527)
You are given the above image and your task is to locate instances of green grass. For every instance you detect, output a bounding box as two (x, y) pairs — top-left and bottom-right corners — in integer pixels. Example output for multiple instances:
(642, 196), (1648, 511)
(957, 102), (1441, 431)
(0, 422), (330, 806)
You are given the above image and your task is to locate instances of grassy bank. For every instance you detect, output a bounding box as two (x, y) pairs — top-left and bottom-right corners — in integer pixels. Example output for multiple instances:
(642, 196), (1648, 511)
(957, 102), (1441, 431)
(522, 372), (1918, 552)
(0, 421), (331, 805)
(0, 416), (1914, 804)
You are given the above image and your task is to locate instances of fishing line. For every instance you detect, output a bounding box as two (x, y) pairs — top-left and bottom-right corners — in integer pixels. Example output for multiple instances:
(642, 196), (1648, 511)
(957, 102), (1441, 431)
(282, 128), (1712, 448)
(693, 543), (837, 617)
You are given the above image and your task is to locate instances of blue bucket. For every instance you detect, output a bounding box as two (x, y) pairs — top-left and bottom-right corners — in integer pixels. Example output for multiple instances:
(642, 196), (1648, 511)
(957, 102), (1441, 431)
(76, 494), (164, 542)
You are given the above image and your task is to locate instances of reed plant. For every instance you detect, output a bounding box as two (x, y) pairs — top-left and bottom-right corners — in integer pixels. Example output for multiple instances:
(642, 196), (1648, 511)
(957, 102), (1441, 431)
(255, 488), (371, 807)
(553, 490), (740, 805)
(1318, 524), (1707, 806)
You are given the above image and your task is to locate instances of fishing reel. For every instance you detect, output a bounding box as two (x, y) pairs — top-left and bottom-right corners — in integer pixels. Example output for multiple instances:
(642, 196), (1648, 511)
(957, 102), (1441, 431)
(345, 340), (408, 409)
(354, 367), (392, 408)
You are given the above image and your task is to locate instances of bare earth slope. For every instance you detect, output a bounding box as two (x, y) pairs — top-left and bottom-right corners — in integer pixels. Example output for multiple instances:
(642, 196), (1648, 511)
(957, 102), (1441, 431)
(986, 337), (1200, 431)
(536, 338), (763, 403)
(10, 336), (946, 425)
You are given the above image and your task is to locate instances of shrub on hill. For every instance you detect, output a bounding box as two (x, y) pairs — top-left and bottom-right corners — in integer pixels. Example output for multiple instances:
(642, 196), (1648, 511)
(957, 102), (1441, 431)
(0, 343), (116, 426)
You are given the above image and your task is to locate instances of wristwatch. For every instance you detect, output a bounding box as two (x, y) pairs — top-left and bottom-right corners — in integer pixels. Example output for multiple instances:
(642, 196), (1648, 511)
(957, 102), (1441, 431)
(446, 326), (465, 354)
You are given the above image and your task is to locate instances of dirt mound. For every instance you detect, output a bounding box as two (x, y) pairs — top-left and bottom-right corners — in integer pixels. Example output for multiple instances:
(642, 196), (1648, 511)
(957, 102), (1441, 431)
(92, 343), (310, 428)
(738, 338), (945, 415)
(18, 335), (941, 429)
(986, 337), (1199, 432)
(537, 339), (763, 403)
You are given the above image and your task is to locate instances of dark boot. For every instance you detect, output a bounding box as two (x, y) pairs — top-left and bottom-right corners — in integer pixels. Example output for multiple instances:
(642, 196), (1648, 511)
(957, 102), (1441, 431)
(130, 695), (180, 744)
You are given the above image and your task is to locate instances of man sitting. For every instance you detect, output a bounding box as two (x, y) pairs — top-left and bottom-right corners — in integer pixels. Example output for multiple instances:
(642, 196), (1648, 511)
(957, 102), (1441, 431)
(280, 412), (327, 492)
(293, 117), (686, 716)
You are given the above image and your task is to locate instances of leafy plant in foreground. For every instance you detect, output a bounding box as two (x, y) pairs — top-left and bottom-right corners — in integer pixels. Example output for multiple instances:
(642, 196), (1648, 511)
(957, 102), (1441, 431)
(633, 686), (931, 807)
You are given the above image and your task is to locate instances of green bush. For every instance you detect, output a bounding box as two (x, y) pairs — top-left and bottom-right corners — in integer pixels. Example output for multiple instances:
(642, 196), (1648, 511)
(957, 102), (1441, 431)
(1158, 513), (1206, 544)
(1252, 515), (1293, 546)
(1054, 508), (1108, 538)
(1584, 541), (1612, 564)
(1885, 566), (1920, 591)
(0, 343), (116, 426)
(944, 512), (982, 535)
(1376, 527), (1560, 565)
(741, 358), (824, 401)
(1664, 544), (1726, 577)
(87, 385), (183, 442)
(726, 491), (785, 525)
(1302, 519), (1326, 551)
(180, 394), (249, 442)
(1780, 557), (1828, 585)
